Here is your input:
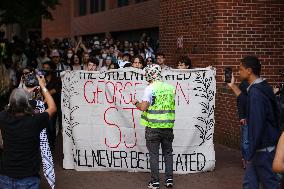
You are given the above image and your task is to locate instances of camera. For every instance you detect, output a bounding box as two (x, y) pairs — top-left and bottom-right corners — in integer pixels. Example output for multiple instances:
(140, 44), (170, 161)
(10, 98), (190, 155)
(24, 73), (39, 88)
(23, 70), (44, 88)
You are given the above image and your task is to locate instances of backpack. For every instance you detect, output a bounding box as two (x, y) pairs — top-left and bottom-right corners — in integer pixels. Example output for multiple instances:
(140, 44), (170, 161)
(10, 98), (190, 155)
(254, 81), (283, 131)
(276, 87), (284, 131)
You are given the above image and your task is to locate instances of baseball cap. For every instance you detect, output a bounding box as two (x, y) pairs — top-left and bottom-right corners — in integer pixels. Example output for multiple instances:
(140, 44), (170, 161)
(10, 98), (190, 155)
(50, 49), (60, 57)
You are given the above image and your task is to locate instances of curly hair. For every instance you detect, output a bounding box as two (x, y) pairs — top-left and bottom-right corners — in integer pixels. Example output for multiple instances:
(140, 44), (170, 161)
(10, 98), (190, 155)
(131, 55), (146, 68)
(177, 56), (192, 69)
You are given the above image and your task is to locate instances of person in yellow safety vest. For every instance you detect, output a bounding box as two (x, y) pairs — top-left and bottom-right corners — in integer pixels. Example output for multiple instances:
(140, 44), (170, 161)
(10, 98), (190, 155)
(132, 64), (175, 189)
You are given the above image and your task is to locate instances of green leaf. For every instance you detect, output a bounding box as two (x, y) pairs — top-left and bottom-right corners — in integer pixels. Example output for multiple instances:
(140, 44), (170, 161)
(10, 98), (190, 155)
(0, 0), (59, 26)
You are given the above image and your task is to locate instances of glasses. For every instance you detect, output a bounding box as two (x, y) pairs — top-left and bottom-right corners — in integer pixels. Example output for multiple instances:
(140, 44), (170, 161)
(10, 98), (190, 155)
(147, 60), (152, 62)
(23, 72), (30, 75)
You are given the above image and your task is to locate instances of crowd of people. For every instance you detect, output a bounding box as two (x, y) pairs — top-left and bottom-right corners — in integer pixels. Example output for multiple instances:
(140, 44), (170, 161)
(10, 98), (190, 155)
(0, 33), (192, 93)
(0, 32), (192, 150)
(0, 33), (194, 189)
(0, 32), (283, 189)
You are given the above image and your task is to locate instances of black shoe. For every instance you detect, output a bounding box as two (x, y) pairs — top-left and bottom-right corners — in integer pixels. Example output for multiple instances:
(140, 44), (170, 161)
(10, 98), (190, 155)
(165, 178), (173, 187)
(148, 181), (160, 189)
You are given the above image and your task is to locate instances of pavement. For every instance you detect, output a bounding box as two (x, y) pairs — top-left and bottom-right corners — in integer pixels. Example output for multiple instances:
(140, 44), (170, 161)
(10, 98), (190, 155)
(41, 136), (244, 189)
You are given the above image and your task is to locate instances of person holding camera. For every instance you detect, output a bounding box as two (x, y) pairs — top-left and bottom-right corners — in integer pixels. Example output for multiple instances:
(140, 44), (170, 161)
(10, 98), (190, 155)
(0, 75), (56, 189)
(18, 67), (38, 90)
(18, 68), (56, 189)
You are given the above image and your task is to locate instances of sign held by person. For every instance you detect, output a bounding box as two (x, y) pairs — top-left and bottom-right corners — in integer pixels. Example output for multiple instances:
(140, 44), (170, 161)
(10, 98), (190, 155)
(62, 68), (216, 174)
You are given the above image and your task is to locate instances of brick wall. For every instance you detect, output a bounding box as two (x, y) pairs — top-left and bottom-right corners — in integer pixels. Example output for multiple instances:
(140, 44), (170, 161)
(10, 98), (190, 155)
(159, 0), (284, 148)
(72, 0), (159, 36)
(42, 0), (72, 38)
(42, 0), (159, 38)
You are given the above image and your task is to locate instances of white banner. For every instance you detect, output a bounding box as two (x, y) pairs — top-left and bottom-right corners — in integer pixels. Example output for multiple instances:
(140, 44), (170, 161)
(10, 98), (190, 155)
(62, 68), (216, 174)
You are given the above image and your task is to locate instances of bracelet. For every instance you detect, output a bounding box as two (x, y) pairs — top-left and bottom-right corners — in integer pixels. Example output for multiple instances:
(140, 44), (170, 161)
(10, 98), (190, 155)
(135, 101), (139, 106)
(42, 87), (48, 93)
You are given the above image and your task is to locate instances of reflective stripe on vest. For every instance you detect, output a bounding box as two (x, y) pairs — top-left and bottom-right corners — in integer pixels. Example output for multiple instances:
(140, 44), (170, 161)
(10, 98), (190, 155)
(147, 110), (175, 114)
(141, 115), (175, 123)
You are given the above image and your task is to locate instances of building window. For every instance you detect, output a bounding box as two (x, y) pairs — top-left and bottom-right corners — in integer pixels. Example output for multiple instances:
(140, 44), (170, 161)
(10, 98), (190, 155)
(117, 0), (129, 7)
(90, 0), (105, 13)
(135, 0), (147, 3)
(101, 0), (105, 11)
(79, 0), (87, 16)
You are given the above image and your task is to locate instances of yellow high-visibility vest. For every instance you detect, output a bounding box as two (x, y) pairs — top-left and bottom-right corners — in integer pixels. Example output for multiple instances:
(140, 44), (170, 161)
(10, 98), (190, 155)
(140, 81), (175, 129)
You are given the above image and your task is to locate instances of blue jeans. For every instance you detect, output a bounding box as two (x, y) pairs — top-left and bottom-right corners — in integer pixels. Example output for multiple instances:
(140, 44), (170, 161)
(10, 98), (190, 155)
(243, 150), (280, 189)
(0, 175), (40, 189)
(241, 124), (249, 161)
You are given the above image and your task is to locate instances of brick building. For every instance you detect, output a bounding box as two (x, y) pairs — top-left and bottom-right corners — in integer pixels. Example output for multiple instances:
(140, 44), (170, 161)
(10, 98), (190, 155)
(42, 0), (159, 40)
(159, 1), (284, 148)
(42, 0), (284, 148)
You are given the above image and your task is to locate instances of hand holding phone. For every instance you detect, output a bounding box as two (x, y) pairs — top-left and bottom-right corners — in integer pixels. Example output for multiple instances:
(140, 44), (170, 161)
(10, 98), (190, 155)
(224, 67), (232, 83)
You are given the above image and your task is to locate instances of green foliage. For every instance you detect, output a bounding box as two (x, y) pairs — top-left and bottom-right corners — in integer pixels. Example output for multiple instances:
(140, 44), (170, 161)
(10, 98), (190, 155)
(0, 0), (60, 27)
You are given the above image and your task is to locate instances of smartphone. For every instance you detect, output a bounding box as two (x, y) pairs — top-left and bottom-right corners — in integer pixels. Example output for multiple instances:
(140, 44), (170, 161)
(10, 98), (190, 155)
(224, 67), (232, 83)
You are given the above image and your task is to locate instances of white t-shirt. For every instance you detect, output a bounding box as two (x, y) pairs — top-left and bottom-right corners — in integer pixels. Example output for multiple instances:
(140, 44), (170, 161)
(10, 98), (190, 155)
(142, 84), (154, 105)
(117, 60), (129, 68)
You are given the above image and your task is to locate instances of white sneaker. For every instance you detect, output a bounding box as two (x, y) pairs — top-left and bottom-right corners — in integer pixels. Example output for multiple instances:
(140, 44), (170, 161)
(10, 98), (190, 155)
(148, 181), (160, 189)
(165, 178), (173, 187)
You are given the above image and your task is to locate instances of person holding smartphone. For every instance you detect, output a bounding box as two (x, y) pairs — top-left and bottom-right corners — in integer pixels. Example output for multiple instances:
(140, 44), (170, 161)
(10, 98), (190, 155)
(225, 67), (250, 169)
(0, 76), (56, 189)
(227, 56), (280, 189)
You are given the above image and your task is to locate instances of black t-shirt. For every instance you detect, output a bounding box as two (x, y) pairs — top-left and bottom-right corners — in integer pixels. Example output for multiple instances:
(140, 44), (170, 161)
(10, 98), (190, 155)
(46, 74), (62, 107)
(0, 111), (49, 178)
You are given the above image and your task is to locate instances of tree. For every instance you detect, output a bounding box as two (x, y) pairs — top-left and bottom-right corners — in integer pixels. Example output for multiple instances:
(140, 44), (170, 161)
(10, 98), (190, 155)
(0, 0), (59, 32)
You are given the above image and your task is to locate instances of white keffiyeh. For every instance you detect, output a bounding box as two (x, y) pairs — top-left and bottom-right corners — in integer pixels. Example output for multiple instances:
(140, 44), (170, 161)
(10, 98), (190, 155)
(34, 100), (56, 189)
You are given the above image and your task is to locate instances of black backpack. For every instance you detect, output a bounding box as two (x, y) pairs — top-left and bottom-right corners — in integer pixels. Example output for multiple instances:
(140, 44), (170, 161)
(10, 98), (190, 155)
(254, 81), (283, 131)
(276, 87), (284, 131)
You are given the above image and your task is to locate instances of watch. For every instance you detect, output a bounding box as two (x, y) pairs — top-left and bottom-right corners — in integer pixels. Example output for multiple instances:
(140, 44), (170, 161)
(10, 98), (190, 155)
(135, 101), (139, 106)
(42, 87), (48, 93)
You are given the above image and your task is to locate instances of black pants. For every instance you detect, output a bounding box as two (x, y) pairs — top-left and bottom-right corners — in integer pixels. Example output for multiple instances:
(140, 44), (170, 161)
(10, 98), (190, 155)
(145, 127), (174, 183)
(47, 109), (61, 151)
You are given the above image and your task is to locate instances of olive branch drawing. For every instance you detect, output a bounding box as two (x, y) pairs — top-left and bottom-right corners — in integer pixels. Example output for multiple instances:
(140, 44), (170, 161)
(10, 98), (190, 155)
(62, 72), (80, 141)
(193, 71), (215, 146)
